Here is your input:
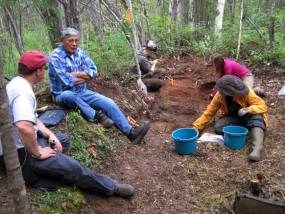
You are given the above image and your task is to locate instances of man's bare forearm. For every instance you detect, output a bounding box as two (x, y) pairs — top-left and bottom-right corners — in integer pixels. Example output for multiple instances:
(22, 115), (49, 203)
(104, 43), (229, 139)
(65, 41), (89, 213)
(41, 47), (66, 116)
(77, 71), (91, 80)
(16, 120), (60, 158)
(15, 121), (39, 155)
(36, 119), (53, 138)
(71, 71), (91, 80)
(71, 72), (91, 85)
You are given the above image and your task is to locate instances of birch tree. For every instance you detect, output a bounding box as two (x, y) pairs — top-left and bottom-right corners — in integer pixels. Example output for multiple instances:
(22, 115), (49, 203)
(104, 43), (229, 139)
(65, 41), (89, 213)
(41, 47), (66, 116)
(188, 0), (194, 27)
(0, 39), (30, 213)
(236, 0), (243, 59)
(214, 0), (226, 37)
(127, 0), (146, 92)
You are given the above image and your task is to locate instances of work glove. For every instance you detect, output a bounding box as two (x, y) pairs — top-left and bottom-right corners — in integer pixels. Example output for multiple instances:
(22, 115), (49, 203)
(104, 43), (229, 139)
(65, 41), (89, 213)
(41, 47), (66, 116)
(238, 108), (249, 117)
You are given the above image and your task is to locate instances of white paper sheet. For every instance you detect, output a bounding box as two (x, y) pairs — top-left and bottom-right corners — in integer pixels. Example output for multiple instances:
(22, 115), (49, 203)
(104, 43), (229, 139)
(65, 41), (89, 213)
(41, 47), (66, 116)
(198, 133), (224, 146)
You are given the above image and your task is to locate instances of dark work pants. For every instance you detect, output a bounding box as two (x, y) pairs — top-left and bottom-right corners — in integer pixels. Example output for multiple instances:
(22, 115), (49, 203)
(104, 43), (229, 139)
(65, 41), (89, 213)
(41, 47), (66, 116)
(214, 114), (266, 135)
(21, 132), (116, 195)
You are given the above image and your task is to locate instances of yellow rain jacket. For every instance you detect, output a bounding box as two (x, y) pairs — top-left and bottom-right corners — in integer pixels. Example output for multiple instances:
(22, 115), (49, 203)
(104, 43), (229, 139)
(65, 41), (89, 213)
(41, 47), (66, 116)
(193, 89), (268, 131)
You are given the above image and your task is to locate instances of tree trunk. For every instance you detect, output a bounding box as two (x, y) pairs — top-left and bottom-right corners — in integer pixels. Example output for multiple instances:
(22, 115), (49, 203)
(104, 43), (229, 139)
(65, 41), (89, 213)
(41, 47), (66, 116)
(156, 0), (163, 15)
(34, 0), (63, 48)
(169, 0), (178, 22)
(138, 0), (150, 44)
(267, 0), (276, 49)
(236, 0), (243, 59)
(105, 0), (121, 18)
(244, 15), (264, 40)
(91, 0), (104, 45)
(60, 0), (81, 31)
(188, 0), (194, 27)
(3, 5), (24, 54)
(227, 0), (236, 23)
(194, 0), (204, 27)
(214, 0), (226, 37)
(124, 0), (147, 95)
(0, 41), (30, 213)
(101, 0), (132, 47)
(283, 16), (285, 41)
(177, 0), (183, 23)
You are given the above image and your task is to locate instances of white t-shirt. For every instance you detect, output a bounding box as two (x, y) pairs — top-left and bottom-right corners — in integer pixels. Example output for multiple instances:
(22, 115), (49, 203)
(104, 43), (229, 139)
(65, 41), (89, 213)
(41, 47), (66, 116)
(0, 76), (37, 156)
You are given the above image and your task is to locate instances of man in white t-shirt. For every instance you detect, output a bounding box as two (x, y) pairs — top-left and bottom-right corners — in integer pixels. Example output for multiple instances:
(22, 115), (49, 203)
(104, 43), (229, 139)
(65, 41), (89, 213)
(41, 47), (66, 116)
(2, 51), (134, 197)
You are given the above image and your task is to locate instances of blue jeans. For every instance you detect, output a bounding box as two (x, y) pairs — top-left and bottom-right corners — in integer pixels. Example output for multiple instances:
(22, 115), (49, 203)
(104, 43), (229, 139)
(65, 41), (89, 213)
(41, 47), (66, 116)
(22, 132), (116, 195)
(54, 90), (132, 135)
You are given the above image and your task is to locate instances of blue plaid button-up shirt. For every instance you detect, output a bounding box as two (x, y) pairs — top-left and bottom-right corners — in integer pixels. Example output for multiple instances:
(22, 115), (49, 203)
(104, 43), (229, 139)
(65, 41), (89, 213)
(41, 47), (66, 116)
(48, 45), (98, 95)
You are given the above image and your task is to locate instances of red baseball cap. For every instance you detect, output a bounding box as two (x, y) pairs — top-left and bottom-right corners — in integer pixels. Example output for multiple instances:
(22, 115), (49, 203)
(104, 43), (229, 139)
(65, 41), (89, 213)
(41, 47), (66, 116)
(18, 51), (48, 70)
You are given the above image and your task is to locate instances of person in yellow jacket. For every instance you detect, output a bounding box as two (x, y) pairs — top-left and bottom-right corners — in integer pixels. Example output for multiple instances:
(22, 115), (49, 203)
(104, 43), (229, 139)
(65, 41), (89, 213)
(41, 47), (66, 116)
(193, 75), (268, 161)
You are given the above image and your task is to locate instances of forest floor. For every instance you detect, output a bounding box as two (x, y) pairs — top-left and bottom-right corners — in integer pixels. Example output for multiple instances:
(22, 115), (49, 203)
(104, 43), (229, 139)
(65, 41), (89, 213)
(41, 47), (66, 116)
(0, 54), (285, 213)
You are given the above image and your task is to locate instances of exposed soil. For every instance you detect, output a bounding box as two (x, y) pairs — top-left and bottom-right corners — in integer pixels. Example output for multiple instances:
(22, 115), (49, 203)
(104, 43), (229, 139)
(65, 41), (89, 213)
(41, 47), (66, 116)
(0, 54), (284, 213)
(86, 55), (285, 213)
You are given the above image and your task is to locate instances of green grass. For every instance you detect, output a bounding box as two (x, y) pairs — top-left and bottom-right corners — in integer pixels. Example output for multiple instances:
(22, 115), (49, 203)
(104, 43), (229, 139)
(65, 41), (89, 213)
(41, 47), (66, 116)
(32, 110), (119, 212)
(66, 111), (116, 166)
(32, 187), (86, 214)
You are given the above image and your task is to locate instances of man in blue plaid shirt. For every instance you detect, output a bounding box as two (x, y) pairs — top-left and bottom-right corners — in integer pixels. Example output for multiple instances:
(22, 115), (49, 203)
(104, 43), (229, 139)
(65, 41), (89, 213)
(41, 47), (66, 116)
(48, 27), (150, 144)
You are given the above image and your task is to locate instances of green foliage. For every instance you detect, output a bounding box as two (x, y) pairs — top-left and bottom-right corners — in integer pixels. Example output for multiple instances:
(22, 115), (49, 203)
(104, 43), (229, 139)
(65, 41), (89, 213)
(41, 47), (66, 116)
(192, 35), (215, 56)
(23, 31), (51, 53)
(66, 111), (82, 130)
(66, 111), (115, 166)
(2, 0), (285, 81)
(2, 48), (19, 78)
(272, 45), (285, 66)
(148, 15), (176, 54)
(83, 28), (132, 79)
(33, 187), (86, 213)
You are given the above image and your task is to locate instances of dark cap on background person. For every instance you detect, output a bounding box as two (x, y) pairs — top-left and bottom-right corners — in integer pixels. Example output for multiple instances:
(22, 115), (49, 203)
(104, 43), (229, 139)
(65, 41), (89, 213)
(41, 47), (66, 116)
(61, 27), (80, 39)
(215, 75), (249, 97)
(18, 51), (48, 75)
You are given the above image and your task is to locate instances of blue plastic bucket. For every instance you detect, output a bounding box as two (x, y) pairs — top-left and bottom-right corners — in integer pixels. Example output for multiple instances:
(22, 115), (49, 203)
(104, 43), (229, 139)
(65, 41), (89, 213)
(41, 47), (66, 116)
(223, 125), (248, 150)
(171, 128), (199, 155)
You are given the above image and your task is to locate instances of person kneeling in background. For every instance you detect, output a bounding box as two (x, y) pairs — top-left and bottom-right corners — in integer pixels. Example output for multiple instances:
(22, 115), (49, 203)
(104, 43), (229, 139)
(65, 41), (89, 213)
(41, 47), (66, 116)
(210, 54), (265, 99)
(129, 40), (163, 92)
(193, 75), (268, 161)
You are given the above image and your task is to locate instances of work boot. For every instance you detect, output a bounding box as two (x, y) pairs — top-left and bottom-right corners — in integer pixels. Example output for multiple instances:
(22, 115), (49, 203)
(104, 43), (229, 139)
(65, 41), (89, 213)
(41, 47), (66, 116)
(128, 121), (150, 144)
(114, 183), (135, 198)
(94, 110), (114, 128)
(248, 127), (264, 162)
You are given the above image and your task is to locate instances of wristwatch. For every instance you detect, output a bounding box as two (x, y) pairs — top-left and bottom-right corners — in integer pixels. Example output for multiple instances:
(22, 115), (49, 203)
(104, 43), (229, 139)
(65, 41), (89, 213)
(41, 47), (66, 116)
(31, 153), (42, 159)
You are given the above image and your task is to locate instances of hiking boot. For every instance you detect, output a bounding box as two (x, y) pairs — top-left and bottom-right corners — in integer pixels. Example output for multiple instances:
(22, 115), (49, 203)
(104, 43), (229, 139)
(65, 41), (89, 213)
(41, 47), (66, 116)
(128, 121), (150, 144)
(94, 110), (114, 128)
(114, 183), (135, 198)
